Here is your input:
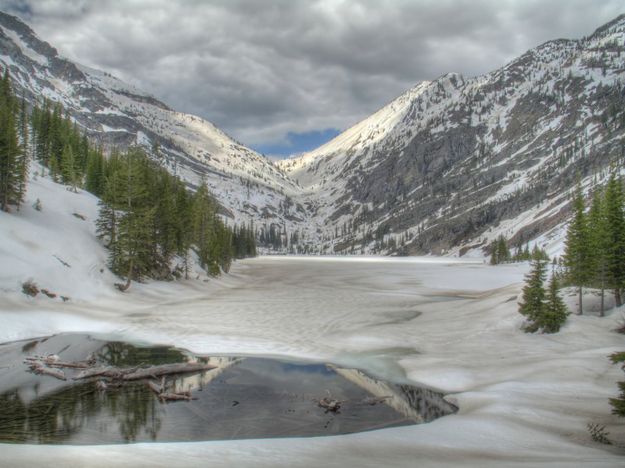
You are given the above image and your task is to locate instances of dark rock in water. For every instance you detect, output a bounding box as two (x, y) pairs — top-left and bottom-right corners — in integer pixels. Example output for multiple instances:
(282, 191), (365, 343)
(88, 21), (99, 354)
(0, 334), (457, 444)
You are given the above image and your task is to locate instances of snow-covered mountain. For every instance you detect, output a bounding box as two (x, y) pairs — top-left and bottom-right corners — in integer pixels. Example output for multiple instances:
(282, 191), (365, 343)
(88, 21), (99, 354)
(279, 14), (625, 256)
(0, 11), (313, 240)
(2, 10), (625, 256)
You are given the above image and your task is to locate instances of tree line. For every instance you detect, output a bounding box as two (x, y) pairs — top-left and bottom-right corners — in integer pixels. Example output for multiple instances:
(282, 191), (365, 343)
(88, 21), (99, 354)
(0, 70), (256, 288)
(563, 176), (624, 316)
(489, 235), (549, 265)
(0, 70), (28, 211)
(517, 174), (624, 329)
(516, 173), (625, 421)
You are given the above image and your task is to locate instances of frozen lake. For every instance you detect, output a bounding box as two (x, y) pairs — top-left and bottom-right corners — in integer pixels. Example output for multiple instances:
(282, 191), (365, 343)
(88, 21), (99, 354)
(1, 256), (624, 467)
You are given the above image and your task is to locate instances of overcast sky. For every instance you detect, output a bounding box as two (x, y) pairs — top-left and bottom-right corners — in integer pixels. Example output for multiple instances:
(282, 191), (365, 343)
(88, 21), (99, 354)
(1, 0), (623, 156)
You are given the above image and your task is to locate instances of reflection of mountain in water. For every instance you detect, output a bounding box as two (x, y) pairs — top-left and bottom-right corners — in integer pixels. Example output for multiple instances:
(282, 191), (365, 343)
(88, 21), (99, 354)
(333, 367), (457, 422)
(165, 356), (242, 394)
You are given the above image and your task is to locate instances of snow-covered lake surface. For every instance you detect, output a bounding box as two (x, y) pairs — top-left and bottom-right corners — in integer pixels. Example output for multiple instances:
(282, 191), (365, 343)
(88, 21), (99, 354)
(1, 256), (625, 467)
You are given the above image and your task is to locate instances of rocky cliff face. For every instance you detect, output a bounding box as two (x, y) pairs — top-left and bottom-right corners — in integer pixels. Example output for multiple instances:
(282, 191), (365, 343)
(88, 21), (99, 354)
(2, 11), (625, 256)
(279, 15), (625, 256)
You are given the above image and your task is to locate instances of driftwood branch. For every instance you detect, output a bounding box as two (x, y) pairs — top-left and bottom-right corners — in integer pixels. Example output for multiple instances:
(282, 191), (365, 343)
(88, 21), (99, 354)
(27, 361), (66, 381)
(73, 366), (136, 380)
(73, 362), (216, 381)
(122, 362), (216, 381)
(25, 352), (214, 403)
(24, 356), (93, 369)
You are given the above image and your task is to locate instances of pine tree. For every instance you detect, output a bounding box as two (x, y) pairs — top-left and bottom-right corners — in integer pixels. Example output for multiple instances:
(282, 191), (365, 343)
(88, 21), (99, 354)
(85, 147), (105, 196)
(588, 188), (609, 316)
(104, 148), (155, 289)
(609, 352), (625, 417)
(563, 184), (591, 314)
(519, 259), (547, 333)
(0, 71), (25, 212)
(192, 180), (219, 275)
(61, 143), (77, 191)
(604, 174), (625, 307)
(542, 274), (569, 333)
(490, 235), (510, 264)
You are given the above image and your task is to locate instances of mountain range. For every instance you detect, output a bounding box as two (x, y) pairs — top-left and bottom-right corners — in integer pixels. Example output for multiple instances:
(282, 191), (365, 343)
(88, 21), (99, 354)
(1, 11), (624, 256)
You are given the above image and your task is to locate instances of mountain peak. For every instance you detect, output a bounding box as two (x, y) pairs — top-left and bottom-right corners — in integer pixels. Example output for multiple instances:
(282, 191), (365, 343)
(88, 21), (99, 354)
(590, 12), (625, 38)
(0, 11), (59, 61)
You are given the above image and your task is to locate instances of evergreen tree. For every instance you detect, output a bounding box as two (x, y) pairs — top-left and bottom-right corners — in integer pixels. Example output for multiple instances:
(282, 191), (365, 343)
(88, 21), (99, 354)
(531, 245), (549, 262)
(519, 259), (547, 332)
(103, 148), (155, 289)
(604, 174), (625, 307)
(490, 235), (510, 264)
(0, 71), (25, 212)
(542, 274), (569, 333)
(588, 188), (609, 316)
(60, 143), (77, 191)
(609, 352), (625, 417)
(563, 184), (591, 314)
(85, 147), (106, 196)
(192, 181), (219, 275)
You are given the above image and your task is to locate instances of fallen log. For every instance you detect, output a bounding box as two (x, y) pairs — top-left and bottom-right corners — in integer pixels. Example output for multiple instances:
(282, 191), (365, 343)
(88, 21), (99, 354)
(25, 356), (92, 369)
(73, 366), (130, 380)
(27, 362), (66, 381)
(25, 354), (60, 365)
(122, 362), (216, 381)
(74, 362), (216, 381)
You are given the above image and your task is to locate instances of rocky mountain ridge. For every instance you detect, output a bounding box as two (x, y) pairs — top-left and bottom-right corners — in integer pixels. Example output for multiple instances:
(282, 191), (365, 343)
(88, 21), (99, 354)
(279, 14), (625, 256)
(2, 11), (625, 256)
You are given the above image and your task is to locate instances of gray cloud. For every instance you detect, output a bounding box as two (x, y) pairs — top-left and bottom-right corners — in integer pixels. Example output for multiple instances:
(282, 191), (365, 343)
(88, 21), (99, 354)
(1, 0), (623, 149)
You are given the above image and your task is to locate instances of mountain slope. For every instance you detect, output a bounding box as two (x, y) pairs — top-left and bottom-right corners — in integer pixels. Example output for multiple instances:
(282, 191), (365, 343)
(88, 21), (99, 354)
(0, 11), (313, 241)
(2, 11), (625, 257)
(279, 15), (625, 256)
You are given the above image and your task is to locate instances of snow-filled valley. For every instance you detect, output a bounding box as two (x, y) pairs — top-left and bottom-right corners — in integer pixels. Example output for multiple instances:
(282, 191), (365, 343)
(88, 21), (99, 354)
(1, 173), (625, 467)
(2, 9), (625, 468)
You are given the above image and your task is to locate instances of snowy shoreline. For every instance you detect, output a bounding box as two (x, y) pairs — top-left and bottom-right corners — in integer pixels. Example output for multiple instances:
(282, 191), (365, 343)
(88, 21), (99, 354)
(1, 255), (625, 466)
(1, 177), (624, 466)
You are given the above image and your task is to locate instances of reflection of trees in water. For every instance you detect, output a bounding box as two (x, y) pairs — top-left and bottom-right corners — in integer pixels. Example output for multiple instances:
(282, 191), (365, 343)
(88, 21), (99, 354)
(96, 342), (188, 367)
(0, 381), (163, 443)
(0, 340), (216, 444)
(0, 391), (27, 442)
(103, 383), (162, 442)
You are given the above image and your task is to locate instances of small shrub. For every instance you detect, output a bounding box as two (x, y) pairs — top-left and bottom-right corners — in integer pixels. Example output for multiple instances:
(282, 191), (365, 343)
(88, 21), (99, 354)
(41, 289), (57, 299)
(587, 423), (611, 445)
(22, 280), (39, 297)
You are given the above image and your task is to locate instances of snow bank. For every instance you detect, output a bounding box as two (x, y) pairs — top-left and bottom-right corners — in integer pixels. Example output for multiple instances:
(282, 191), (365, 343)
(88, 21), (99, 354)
(1, 175), (624, 466)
